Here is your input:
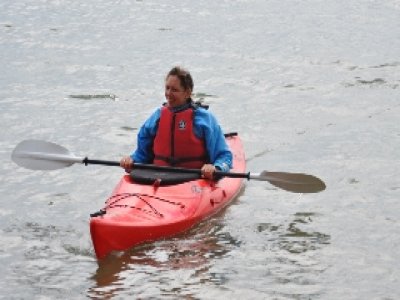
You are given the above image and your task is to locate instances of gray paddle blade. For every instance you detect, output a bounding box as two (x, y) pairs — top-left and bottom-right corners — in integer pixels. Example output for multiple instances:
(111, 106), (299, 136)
(11, 140), (82, 170)
(255, 171), (326, 193)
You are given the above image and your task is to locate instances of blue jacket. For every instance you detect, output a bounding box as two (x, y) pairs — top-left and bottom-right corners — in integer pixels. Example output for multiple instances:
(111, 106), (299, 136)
(131, 102), (232, 172)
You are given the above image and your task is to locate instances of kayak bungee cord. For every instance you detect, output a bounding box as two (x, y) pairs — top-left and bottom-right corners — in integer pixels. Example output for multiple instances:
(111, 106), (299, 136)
(90, 193), (186, 218)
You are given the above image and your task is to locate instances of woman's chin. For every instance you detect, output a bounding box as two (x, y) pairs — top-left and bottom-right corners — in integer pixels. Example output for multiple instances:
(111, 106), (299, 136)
(167, 100), (176, 107)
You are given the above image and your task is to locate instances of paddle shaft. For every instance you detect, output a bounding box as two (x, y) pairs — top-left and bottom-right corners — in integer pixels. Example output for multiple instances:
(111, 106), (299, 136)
(84, 158), (250, 179)
(84, 159), (325, 192)
(12, 139), (326, 193)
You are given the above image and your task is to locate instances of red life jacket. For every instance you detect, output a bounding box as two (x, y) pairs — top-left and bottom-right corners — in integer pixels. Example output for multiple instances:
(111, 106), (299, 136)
(153, 105), (208, 168)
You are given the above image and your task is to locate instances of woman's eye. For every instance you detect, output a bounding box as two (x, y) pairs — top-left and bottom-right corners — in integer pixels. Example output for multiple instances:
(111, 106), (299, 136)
(166, 86), (180, 93)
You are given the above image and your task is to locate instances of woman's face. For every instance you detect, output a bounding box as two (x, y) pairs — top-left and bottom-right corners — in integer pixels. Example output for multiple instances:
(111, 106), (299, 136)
(165, 75), (191, 108)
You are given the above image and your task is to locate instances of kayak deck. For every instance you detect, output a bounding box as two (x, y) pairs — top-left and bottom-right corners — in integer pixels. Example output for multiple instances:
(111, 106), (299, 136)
(90, 134), (246, 259)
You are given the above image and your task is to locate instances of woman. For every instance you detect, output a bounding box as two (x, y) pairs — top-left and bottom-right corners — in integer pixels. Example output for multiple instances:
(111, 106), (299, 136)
(120, 66), (232, 180)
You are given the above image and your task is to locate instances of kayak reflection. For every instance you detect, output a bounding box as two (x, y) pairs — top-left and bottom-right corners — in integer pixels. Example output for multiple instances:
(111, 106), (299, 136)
(88, 217), (241, 298)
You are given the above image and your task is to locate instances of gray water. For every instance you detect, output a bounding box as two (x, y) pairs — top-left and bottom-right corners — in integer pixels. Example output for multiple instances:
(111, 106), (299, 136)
(1, 1), (399, 299)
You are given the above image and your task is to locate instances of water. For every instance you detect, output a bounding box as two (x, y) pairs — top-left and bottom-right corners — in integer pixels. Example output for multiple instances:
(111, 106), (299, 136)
(1, 0), (399, 299)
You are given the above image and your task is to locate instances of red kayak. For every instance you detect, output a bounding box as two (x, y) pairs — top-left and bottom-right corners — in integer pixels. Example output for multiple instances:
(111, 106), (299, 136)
(90, 133), (246, 259)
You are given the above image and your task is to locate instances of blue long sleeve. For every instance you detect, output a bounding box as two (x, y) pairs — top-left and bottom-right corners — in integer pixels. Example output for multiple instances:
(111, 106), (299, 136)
(131, 108), (161, 163)
(131, 106), (232, 172)
(193, 108), (232, 172)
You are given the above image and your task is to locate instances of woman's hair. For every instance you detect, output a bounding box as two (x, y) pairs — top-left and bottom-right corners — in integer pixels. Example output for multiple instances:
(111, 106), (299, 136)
(166, 66), (194, 92)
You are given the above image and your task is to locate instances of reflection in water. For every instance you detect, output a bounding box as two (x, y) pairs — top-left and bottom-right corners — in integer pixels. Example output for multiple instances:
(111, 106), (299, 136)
(68, 94), (118, 101)
(87, 217), (241, 299)
(253, 211), (330, 297)
(280, 212), (330, 254)
(256, 212), (330, 254)
(87, 209), (330, 299)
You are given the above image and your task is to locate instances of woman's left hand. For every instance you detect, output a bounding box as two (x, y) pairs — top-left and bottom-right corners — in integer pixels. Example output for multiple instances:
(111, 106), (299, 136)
(201, 164), (216, 180)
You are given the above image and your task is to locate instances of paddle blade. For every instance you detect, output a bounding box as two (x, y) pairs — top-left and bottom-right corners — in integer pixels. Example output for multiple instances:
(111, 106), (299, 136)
(12, 140), (82, 170)
(254, 171), (326, 193)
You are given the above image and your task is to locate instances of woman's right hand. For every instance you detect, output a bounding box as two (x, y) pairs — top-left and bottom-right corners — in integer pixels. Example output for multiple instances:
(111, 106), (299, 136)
(120, 156), (133, 172)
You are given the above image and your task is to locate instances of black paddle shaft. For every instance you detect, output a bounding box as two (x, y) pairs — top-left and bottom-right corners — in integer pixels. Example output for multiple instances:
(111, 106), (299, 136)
(83, 158), (120, 167)
(83, 158), (251, 179)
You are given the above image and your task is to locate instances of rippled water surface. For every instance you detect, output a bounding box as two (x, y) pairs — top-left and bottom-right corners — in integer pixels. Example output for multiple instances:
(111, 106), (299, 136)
(1, 1), (399, 299)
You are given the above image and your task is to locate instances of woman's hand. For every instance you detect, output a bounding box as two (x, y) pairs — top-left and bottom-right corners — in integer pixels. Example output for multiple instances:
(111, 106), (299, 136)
(120, 156), (133, 172)
(201, 164), (216, 180)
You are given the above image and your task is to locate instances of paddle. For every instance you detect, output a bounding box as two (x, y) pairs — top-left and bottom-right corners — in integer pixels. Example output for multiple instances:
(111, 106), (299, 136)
(11, 140), (326, 193)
